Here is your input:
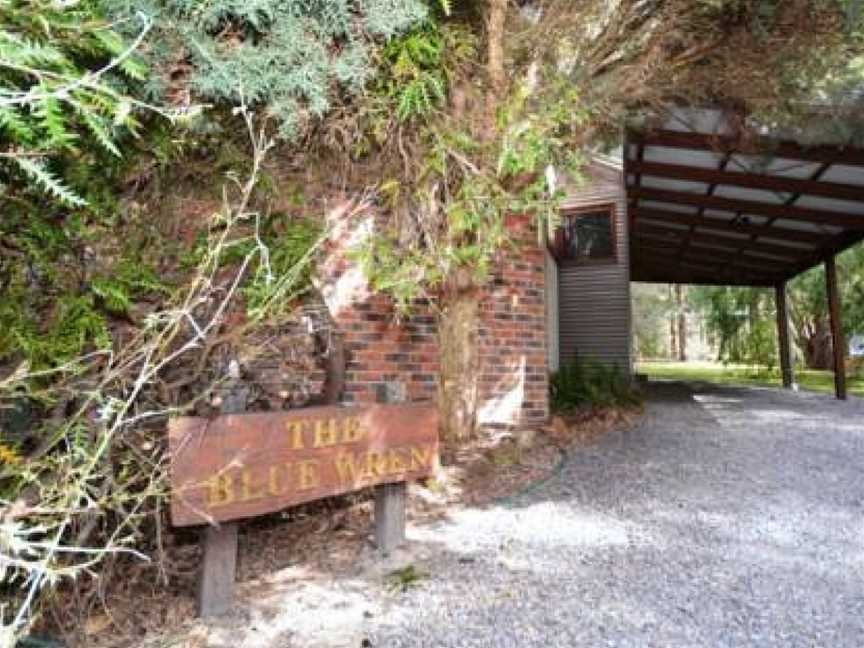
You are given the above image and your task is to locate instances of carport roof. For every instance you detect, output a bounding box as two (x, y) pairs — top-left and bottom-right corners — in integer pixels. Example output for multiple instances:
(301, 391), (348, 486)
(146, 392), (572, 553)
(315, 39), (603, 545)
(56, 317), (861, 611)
(625, 109), (864, 286)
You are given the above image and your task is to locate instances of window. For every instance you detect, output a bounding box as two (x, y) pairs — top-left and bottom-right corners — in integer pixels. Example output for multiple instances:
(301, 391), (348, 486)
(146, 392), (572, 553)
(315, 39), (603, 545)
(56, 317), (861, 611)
(555, 204), (616, 263)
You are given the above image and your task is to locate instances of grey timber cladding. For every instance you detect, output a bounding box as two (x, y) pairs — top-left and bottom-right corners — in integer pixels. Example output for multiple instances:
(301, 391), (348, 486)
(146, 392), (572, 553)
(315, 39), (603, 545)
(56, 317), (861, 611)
(557, 162), (632, 373)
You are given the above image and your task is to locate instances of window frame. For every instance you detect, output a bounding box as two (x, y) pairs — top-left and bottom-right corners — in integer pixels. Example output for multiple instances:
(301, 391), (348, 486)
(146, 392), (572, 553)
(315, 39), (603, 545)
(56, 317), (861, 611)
(554, 202), (618, 267)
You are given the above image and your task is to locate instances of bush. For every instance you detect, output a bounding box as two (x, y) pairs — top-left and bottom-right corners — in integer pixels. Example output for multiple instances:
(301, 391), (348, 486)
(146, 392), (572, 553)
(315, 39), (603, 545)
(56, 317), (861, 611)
(550, 356), (641, 411)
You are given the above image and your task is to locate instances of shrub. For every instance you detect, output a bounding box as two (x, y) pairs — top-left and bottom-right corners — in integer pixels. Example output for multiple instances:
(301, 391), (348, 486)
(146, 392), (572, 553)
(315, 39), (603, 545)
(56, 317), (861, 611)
(550, 356), (641, 411)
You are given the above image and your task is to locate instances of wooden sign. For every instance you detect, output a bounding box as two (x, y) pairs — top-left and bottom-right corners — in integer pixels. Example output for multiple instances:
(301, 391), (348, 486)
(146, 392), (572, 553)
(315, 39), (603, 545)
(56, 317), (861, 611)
(168, 403), (438, 526)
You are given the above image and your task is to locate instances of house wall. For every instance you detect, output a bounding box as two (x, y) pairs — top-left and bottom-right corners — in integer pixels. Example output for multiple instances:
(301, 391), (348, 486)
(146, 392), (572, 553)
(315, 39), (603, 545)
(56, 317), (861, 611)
(556, 162), (632, 373)
(318, 207), (548, 429)
(476, 214), (549, 429)
(544, 249), (560, 372)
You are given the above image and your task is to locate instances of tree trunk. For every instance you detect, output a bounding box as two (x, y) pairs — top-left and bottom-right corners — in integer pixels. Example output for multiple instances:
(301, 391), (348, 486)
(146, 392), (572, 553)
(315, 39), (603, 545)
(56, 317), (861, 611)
(483, 0), (508, 139)
(435, 0), (506, 444)
(676, 284), (687, 361)
(800, 318), (833, 370)
(437, 290), (480, 443)
(669, 286), (677, 359)
(434, 0), (512, 444)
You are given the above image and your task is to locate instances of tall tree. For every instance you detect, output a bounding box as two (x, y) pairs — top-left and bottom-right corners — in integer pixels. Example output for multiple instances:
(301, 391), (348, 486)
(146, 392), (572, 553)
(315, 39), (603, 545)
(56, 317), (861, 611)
(676, 285), (687, 362)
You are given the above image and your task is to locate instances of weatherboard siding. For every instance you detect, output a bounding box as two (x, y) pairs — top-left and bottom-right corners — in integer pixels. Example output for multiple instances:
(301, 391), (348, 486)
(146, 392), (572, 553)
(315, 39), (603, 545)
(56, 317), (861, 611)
(557, 163), (632, 373)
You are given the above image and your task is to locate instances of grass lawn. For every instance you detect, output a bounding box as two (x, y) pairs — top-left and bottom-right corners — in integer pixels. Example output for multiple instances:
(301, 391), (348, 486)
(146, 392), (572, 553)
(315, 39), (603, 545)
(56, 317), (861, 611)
(637, 360), (864, 398)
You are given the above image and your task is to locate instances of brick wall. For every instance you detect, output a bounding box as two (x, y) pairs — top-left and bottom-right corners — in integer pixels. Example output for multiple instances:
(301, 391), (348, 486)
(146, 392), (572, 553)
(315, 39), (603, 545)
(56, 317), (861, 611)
(476, 214), (549, 429)
(337, 294), (439, 405)
(319, 207), (548, 428)
(317, 208), (439, 406)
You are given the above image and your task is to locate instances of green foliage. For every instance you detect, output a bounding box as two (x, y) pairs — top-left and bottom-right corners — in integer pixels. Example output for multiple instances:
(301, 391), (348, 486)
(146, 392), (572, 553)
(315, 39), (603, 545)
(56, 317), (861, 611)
(373, 22), (475, 123)
(689, 286), (778, 367)
(550, 357), (642, 411)
(386, 565), (428, 592)
(91, 259), (169, 315)
(631, 284), (674, 360)
(789, 243), (864, 339)
(243, 217), (322, 317)
(497, 78), (588, 181)
(11, 295), (111, 371)
(356, 73), (588, 311)
(0, 204), (169, 370)
(112, 0), (429, 139)
(354, 127), (513, 312)
(385, 28), (446, 121)
(690, 242), (864, 370)
(0, 0), (151, 205)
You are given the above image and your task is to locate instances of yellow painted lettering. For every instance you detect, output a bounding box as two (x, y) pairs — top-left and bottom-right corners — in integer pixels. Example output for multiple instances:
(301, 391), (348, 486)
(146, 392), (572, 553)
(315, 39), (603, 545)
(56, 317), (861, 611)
(206, 473), (234, 507)
(340, 417), (365, 444)
(297, 460), (320, 490)
(334, 452), (362, 483)
(409, 445), (435, 471)
(268, 465), (284, 496)
(365, 451), (389, 477)
(388, 449), (407, 474)
(287, 421), (305, 449)
(313, 418), (339, 448)
(241, 469), (266, 502)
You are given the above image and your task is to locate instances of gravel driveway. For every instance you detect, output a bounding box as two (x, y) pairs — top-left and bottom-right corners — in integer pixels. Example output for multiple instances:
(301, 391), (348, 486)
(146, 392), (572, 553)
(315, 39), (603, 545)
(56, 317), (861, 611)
(366, 381), (864, 647)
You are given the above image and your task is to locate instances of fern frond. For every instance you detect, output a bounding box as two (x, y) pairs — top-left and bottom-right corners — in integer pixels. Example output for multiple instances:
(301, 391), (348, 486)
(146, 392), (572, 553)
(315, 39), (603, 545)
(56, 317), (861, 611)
(12, 157), (86, 207)
(74, 104), (121, 156)
(34, 93), (78, 150)
(0, 33), (69, 67)
(0, 106), (34, 142)
(91, 278), (132, 313)
(90, 29), (148, 81)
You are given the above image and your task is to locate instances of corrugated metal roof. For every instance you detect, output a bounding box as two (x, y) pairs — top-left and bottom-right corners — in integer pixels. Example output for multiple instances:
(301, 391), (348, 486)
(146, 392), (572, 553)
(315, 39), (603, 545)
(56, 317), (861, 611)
(626, 108), (864, 286)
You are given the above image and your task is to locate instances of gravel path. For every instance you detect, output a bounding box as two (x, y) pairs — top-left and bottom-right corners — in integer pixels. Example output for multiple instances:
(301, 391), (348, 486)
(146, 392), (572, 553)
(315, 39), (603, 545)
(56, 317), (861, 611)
(366, 381), (864, 647)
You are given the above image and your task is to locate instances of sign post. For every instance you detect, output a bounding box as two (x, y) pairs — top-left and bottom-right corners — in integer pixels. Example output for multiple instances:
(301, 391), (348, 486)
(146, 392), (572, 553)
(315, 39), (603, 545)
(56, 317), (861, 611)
(373, 382), (408, 554)
(196, 385), (246, 617)
(374, 482), (407, 554)
(169, 400), (438, 616)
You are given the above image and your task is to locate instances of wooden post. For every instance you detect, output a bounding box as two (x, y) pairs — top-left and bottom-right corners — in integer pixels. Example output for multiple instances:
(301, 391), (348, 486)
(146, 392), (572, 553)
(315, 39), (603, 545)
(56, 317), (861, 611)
(825, 256), (847, 400)
(775, 282), (794, 389)
(374, 382), (407, 555)
(197, 523), (239, 617)
(196, 383), (246, 617)
(375, 482), (407, 554)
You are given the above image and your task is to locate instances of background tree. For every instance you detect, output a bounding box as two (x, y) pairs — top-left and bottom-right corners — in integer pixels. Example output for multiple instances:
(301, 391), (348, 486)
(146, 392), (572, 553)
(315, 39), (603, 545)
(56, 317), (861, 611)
(676, 285), (687, 362)
(788, 244), (864, 368)
(631, 283), (675, 360)
(667, 242), (864, 372)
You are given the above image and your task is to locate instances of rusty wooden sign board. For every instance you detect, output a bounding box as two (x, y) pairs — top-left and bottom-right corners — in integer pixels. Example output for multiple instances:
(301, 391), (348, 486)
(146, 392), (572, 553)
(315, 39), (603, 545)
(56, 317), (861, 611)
(168, 404), (438, 527)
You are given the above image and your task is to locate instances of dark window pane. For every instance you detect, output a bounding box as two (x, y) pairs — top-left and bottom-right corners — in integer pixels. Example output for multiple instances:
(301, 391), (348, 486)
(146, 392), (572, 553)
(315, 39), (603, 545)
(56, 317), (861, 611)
(562, 210), (614, 261)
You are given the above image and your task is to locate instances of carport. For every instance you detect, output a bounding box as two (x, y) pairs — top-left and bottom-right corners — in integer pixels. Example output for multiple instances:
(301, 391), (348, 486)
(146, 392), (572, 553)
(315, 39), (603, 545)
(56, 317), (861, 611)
(625, 109), (864, 400)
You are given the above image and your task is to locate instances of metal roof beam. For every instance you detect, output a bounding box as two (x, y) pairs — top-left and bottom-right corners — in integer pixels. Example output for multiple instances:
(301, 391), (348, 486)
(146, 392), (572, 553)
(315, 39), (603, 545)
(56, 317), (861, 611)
(635, 222), (805, 259)
(631, 188), (864, 229)
(631, 254), (782, 285)
(630, 160), (864, 203)
(629, 130), (864, 166)
(632, 237), (786, 272)
(632, 207), (825, 244)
